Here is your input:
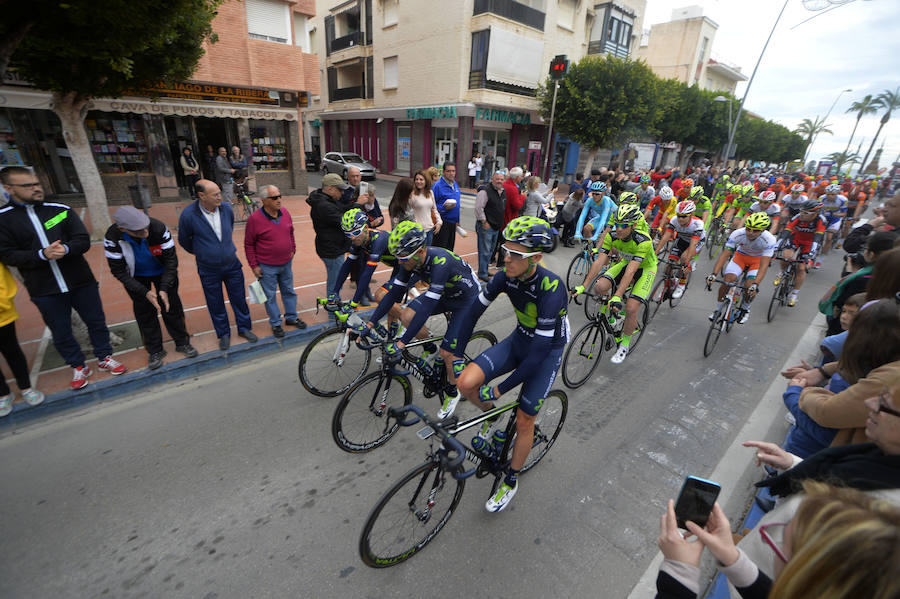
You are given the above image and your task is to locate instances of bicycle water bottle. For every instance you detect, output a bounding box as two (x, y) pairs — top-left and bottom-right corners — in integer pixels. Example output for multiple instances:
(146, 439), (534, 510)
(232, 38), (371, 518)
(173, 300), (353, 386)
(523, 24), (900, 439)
(491, 430), (508, 456)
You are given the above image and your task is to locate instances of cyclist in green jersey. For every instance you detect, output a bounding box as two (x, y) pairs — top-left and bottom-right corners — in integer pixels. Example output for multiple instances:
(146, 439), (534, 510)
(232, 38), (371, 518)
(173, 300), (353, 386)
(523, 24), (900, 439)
(573, 204), (657, 364)
(612, 191), (651, 235)
(689, 186), (712, 228)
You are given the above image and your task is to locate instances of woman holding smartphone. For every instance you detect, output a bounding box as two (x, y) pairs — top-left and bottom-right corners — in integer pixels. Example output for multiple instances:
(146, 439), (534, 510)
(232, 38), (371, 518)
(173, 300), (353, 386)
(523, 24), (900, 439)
(409, 169), (441, 246)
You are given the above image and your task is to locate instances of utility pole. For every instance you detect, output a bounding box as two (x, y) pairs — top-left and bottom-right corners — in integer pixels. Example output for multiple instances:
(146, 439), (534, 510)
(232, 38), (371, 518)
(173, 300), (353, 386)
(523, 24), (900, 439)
(543, 55), (569, 181)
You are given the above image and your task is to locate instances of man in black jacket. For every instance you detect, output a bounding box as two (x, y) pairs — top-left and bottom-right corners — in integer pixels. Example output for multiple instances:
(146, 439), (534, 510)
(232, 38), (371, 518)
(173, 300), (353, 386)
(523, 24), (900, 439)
(104, 206), (197, 370)
(474, 171), (505, 281)
(307, 173), (351, 293)
(0, 166), (126, 390)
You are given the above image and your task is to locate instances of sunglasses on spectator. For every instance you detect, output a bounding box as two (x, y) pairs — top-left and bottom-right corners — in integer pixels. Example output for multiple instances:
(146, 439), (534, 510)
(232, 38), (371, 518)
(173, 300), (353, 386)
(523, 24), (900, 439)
(7, 181), (41, 188)
(877, 388), (900, 418)
(501, 244), (541, 259)
(266, 194), (282, 200)
(343, 227), (365, 238)
(759, 522), (789, 563)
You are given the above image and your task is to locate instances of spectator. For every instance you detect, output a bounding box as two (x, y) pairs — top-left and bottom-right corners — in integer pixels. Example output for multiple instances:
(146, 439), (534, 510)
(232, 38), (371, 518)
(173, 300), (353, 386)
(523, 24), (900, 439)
(572, 172), (585, 194)
(244, 185), (306, 339)
(503, 166), (525, 224)
(475, 151), (483, 183)
(671, 171), (683, 197)
(432, 162), (461, 251)
(583, 168), (601, 195)
(228, 146), (247, 181)
(215, 146), (236, 205)
(178, 179), (257, 351)
(0, 262), (44, 416)
(104, 206), (197, 370)
(559, 187), (585, 247)
(0, 166), (126, 389)
(467, 156), (478, 189)
(865, 247), (900, 301)
(203, 144), (216, 180)
(483, 152), (495, 180)
(650, 166), (672, 187)
(307, 173), (352, 294)
(410, 170), (441, 246)
(179, 146), (200, 199)
(388, 178), (415, 227)
(820, 292), (866, 362)
(522, 175), (545, 218)
(343, 166), (383, 227)
(474, 171), (505, 281)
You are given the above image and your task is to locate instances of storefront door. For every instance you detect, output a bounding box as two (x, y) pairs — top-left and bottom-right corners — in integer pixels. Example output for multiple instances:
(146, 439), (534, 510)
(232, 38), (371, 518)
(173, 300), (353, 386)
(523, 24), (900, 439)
(526, 148), (541, 176)
(395, 124), (411, 175)
(194, 117), (236, 180)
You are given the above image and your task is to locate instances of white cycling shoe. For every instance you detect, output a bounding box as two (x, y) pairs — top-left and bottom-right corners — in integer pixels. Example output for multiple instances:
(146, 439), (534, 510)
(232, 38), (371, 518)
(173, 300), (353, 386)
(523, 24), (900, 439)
(610, 345), (629, 364)
(672, 284), (686, 299)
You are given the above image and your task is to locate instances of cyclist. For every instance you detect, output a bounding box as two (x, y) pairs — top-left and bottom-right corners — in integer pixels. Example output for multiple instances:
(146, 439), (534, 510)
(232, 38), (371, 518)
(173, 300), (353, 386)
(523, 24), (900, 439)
(573, 180), (616, 248)
(455, 216), (569, 513)
(688, 185), (712, 228)
(573, 204), (656, 364)
(820, 183), (848, 258)
(653, 200), (706, 299)
(645, 186), (675, 237)
(780, 184), (809, 225)
(774, 199), (826, 306)
(360, 221), (480, 418)
(636, 174), (656, 210)
(616, 191), (652, 235)
(747, 191), (782, 233)
(706, 212), (776, 324)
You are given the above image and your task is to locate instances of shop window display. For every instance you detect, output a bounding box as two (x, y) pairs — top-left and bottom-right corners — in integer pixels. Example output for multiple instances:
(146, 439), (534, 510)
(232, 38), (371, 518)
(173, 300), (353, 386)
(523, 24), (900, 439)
(0, 111), (26, 166)
(250, 120), (289, 171)
(86, 113), (150, 174)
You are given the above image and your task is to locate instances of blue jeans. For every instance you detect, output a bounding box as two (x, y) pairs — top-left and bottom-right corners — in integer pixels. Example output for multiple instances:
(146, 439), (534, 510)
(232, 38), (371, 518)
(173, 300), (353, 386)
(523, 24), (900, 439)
(31, 283), (113, 368)
(425, 229), (434, 247)
(322, 256), (345, 297)
(198, 257), (252, 338)
(476, 221), (499, 279)
(259, 261), (298, 327)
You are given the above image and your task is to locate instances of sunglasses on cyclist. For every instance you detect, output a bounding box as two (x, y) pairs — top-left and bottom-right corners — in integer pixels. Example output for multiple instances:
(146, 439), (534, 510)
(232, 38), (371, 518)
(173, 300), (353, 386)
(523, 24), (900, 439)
(343, 227), (365, 238)
(396, 252), (419, 262)
(676, 213), (692, 219)
(501, 244), (541, 259)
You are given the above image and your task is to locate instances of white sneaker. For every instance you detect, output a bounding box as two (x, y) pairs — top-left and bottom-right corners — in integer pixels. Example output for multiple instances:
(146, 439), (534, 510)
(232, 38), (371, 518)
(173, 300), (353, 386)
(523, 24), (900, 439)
(739, 310), (751, 324)
(788, 292), (798, 307)
(22, 389), (44, 406)
(485, 481), (518, 512)
(0, 393), (13, 417)
(437, 389), (460, 419)
(610, 345), (629, 364)
(672, 284), (686, 299)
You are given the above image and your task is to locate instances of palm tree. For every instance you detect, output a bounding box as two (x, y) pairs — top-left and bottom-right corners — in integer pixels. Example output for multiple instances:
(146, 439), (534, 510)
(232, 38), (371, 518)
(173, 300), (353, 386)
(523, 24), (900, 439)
(826, 150), (860, 172)
(843, 94), (879, 155)
(859, 86), (900, 175)
(794, 116), (833, 163)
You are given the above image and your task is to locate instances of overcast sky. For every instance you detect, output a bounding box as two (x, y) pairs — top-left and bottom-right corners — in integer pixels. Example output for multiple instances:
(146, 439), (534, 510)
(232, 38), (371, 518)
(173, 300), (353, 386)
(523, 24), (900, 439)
(644, 0), (900, 171)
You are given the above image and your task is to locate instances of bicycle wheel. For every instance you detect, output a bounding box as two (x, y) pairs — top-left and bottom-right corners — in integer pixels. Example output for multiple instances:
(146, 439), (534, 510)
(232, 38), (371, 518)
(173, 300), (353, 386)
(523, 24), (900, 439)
(648, 277), (668, 321)
(462, 330), (498, 361)
(703, 310), (725, 357)
(707, 225), (720, 259)
(561, 321), (605, 389)
(669, 269), (691, 308)
(767, 282), (784, 322)
(583, 273), (608, 321)
(332, 370), (413, 452)
(627, 300), (650, 353)
(359, 460), (465, 568)
(298, 326), (371, 397)
(519, 389), (568, 473)
(566, 252), (591, 294)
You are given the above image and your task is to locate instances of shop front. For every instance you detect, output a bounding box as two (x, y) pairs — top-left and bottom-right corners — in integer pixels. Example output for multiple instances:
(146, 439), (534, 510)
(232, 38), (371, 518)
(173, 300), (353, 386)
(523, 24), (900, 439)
(0, 82), (308, 202)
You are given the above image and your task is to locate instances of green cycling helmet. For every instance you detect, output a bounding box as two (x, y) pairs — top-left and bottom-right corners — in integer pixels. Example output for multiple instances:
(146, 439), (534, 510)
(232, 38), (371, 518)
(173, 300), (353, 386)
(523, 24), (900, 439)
(502, 216), (553, 251)
(388, 221), (427, 257)
(745, 212), (771, 231)
(741, 183), (755, 197)
(617, 191), (639, 205)
(640, 175), (651, 183)
(614, 203), (642, 225)
(689, 186), (705, 198)
(341, 208), (369, 232)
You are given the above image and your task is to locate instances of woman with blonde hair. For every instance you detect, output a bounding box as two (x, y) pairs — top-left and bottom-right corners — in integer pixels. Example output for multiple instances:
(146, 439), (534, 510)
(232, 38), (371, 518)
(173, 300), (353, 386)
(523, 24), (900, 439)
(410, 169), (441, 246)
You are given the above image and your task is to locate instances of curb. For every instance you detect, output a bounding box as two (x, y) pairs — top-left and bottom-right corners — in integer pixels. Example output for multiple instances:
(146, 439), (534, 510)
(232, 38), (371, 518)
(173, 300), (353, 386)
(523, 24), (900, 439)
(0, 319), (337, 430)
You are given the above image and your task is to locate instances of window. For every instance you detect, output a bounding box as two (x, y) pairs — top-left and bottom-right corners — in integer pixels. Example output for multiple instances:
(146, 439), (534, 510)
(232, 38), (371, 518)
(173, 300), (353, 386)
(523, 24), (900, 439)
(557, 0), (576, 30)
(250, 120), (289, 171)
(383, 0), (398, 27)
(517, 0), (545, 10)
(469, 29), (490, 89)
(246, 0), (292, 44)
(86, 112), (150, 174)
(383, 55), (398, 89)
(294, 13), (311, 52)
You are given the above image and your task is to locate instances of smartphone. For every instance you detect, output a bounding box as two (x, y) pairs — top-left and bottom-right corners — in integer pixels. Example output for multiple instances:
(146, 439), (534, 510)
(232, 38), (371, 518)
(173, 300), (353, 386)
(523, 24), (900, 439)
(552, 178), (559, 189)
(674, 476), (721, 529)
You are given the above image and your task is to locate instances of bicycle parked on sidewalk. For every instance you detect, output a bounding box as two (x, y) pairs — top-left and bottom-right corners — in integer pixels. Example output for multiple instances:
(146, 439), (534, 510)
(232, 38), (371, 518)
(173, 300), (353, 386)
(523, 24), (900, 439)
(231, 178), (259, 222)
(703, 277), (750, 357)
(767, 253), (804, 322)
(358, 395), (567, 567)
(332, 328), (497, 452)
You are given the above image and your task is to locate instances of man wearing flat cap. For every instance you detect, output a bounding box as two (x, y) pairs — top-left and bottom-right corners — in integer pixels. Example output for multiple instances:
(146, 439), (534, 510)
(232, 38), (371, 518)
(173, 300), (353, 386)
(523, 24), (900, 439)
(307, 173), (353, 293)
(104, 206), (197, 370)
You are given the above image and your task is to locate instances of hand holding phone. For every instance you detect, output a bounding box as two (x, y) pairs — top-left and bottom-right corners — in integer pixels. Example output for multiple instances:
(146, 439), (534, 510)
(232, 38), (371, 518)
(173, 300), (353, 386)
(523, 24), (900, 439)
(674, 475), (721, 529)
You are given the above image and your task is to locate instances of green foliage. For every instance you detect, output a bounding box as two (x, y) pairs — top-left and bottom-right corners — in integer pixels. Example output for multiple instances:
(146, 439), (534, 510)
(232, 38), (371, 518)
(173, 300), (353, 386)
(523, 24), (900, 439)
(655, 80), (707, 143)
(10, 0), (221, 100)
(826, 151), (861, 170)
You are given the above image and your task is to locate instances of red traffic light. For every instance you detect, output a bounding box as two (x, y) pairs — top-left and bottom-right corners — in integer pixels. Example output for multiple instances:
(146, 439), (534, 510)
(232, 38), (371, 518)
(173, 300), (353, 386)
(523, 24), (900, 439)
(549, 55), (569, 79)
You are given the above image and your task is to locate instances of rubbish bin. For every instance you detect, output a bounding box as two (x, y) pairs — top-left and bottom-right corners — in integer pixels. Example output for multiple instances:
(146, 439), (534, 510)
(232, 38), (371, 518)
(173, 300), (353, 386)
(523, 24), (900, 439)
(128, 173), (152, 214)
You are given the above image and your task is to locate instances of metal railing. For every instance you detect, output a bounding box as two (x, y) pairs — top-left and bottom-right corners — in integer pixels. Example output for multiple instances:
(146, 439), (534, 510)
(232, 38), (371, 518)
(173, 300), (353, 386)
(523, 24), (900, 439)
(473, 0), (545, 30)
(330, 86), (365, 101)
(330, 31), (363, 53)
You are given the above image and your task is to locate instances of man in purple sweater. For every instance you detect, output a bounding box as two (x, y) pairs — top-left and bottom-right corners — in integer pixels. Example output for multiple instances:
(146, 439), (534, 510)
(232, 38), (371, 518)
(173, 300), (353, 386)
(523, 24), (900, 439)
(244, 185), (307, 338)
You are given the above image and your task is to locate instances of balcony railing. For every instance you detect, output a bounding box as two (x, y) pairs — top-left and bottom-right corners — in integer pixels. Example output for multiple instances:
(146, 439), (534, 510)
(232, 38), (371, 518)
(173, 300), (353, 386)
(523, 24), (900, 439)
(588, 40), (630, 58)
(468, 72), (536, 97)
(330, 86), (365, 101)
(473, 0), (545, 31)
(330, 31), (363, 53)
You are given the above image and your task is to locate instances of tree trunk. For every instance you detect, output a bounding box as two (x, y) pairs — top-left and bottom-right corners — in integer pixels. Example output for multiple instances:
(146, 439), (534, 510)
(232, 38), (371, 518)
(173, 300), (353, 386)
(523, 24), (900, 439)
(859, 117), (888, 178)
(843, 116), (861, 156)
(583, 146), (599, 174)
(51, 91), (111, 240)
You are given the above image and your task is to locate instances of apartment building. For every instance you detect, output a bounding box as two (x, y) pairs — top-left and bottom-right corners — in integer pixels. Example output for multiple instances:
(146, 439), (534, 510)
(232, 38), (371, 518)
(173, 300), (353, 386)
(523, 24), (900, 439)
(306, 0), (645, 180)
(0, 0), (320, 200)
(636, 5), (746, 95)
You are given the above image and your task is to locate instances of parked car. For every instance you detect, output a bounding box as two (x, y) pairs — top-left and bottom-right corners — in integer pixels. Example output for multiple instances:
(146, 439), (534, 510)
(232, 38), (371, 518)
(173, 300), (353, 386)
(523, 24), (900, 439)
(321, 152), (376, 180)
(305, 151), (321, 172)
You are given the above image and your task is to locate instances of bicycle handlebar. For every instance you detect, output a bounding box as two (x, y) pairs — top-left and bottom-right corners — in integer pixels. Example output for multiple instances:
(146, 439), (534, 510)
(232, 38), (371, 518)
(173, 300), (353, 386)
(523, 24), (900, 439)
(388, 405), (466, 472)
(705, 278), (750, 291)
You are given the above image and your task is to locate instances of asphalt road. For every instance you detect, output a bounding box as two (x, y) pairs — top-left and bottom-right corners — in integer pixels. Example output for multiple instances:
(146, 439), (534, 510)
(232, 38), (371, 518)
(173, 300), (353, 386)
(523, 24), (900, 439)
(0, 219), (840, 598)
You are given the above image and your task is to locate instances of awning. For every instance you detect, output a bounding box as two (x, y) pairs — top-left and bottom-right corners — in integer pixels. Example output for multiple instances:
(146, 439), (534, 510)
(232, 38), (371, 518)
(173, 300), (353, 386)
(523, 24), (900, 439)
(486, 26), (544, 89)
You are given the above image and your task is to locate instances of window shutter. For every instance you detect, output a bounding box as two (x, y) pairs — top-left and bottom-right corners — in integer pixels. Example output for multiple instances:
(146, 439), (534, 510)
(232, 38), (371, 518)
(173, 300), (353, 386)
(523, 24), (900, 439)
(246, 0), (291, 43)
(364, 0), (373, 45)
(325, 15), (335, 56)
(327, 67), (338, 101)
(383, 56), (398, 88)
(366, 56), (374, 99)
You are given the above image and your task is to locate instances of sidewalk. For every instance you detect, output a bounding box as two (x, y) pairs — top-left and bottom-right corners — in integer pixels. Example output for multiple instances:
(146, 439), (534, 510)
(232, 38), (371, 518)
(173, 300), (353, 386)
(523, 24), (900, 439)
(0, 185), (479, 423)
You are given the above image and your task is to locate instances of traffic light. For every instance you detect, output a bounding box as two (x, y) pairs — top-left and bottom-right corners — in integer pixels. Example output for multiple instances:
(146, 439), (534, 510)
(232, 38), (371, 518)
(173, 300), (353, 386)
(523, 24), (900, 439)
(549, 55), (569, 80)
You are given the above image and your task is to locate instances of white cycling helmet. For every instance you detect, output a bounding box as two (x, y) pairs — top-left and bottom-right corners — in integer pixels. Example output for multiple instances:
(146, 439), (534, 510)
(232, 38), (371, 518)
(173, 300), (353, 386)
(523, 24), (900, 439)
(659, 186), (674, 201)
(825, 183), (841, 194)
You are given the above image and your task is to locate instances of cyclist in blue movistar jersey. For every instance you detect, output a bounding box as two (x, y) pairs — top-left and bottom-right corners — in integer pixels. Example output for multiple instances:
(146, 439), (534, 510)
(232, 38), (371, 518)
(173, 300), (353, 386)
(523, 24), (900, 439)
(456, 216), (569, 513)
(362, 221), (480, 418)
(330, 208), (397, 311)
(574, 181), (617, 247)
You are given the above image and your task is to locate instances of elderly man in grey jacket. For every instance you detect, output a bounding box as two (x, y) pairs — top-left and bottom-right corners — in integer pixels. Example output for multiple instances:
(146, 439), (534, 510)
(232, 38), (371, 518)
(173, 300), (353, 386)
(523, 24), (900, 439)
(215, 146), (236, 203)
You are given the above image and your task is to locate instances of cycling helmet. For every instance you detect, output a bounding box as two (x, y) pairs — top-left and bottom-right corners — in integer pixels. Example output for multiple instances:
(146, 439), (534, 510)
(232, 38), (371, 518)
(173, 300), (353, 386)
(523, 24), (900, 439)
(590, 181), (607, 193)
(775, 177), (784, 183)
(790, 184), (804, 193)
(614, 204), (642, 226)
(388, 221), (427, 257)
(640, 175), (651, 183)
(659, 186), (674, 201)
(502, 216), (553, 252)
(825, 183), (841, 194)
(758, 190), (777, 203)
(745, 212), (771, 231)
(721, 174), (731, 182)
(689, 185), (704, 198)
(682, 178), (694, 188)
(741, 183), (755, 197)
(800, 199), (823, 212)
(728, 183), (741, 193)
(617, 191), (639, 205)
(675, 200), (696, 216)
(341, 208), (369, 232)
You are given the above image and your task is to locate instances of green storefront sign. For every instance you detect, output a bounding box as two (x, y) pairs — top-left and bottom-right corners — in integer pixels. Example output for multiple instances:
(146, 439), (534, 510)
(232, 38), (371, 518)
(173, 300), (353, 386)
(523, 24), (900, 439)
(476, 107), (530, 125)
(406, 106), (457, 120)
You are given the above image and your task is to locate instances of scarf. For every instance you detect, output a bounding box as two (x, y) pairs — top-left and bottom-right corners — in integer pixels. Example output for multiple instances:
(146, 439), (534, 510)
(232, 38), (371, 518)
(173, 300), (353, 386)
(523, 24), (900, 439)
(183, 150), (197, 168)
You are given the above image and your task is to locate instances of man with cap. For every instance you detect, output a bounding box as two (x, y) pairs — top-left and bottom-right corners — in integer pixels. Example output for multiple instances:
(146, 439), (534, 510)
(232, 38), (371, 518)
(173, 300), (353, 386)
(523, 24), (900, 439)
(104, 206), (197, 370)
(307, 173), (353, 293)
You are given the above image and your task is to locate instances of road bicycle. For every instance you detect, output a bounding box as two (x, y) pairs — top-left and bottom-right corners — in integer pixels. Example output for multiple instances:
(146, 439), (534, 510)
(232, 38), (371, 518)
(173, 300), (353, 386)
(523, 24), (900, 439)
(566, 239), (598, 301)
(358, 393), (567, 567)
(767, 253), (805, 322)
(562, 276), (649, 388)
(332, 328), (497, 452)
(231, 178), (259, 222)
(706, 216), (729, 260)
(703, 277), (750, 357)
(648, 256), (692, 320)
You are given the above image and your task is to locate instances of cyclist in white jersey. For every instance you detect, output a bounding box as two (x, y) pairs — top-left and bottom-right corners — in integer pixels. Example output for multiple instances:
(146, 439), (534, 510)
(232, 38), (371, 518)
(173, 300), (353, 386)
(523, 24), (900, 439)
(654, 200), (706, 299)
(780, 184), (808, 225)
(747, 191), (782, 233)
(820, 184), (849, 257)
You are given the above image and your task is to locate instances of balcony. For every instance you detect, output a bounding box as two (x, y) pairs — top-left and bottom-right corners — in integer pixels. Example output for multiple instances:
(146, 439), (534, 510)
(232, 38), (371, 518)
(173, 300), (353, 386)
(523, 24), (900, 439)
(330, 31), (363, 53)
(473, 0), (545, 31)
(330, 86), (365, 101)
(468, 72), (536, 97)
(588, 39), (630, 58)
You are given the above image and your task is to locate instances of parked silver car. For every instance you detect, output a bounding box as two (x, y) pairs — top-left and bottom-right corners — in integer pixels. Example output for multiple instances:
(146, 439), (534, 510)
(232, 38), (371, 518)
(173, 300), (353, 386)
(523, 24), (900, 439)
(321, 152), (377, 179)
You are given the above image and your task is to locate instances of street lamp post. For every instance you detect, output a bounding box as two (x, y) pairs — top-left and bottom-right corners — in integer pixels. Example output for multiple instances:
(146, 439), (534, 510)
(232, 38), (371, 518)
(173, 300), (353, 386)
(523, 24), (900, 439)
(805, 87), (852, 163)
(714, 96), (732, 163)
